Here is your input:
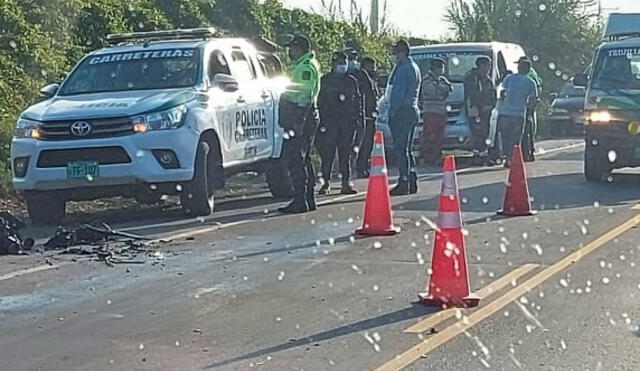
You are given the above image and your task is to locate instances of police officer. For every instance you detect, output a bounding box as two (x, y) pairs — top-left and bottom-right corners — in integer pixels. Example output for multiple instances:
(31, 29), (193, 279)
(345, 48), (377, 178)
(316, 52), (361, 195)
(278, 35), (321, 214)
(464, 56), (496, 160)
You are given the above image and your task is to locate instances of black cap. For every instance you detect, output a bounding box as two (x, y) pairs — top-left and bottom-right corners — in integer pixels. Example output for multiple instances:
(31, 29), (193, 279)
(430, 58), (445, 69)
(475, 55), (491, 66)
(392, 40), (410, 54)
(286, 35), (310, 51)
(344, 47), (359, 59)
(516, 56), (532, 64)
(332, 51), (347, 63)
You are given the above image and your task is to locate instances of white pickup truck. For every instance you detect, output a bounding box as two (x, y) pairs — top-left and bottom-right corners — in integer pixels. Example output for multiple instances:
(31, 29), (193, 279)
(10, 28), (292, 225)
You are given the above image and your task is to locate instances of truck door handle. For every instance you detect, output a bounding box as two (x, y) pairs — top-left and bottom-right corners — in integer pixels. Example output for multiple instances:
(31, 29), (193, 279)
(237, 96), (246, 103)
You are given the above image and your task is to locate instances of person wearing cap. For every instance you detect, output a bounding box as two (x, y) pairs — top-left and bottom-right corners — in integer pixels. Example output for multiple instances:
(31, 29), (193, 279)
(356, 57), (381, 177)
(517, 57), (543, 162)
(464, 56), (497, 160)
(315, 51), (361, 195)
(419, 58), (453, 166)
(278, 35), (321, 214)
(388, 40), (421, 196)
(344, 49), (378, 179)
(497, 58), (539, 167)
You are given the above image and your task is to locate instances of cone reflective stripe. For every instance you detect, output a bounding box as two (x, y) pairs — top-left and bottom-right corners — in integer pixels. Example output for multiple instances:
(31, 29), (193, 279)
(420, 156), (480, 308)
(356, 131), (400, 236)
(499, 145), (537, 216)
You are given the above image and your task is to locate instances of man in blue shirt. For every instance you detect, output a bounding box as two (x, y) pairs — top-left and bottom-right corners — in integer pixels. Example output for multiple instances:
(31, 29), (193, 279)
(497, 58), (538, 167)
(388, 40), (422, 195)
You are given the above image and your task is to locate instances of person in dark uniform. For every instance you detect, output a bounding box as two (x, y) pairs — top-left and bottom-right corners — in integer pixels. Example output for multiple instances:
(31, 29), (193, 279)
(344, 48), (377, 179)
(278, 35), (321, 214)
(316, 52), (361, 195)
(464, 56), (496, 161)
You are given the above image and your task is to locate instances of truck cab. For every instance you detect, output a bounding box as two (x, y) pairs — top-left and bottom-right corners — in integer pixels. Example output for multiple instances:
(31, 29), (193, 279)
(10, 28), (291, 225)
(575, 14), (640, 181)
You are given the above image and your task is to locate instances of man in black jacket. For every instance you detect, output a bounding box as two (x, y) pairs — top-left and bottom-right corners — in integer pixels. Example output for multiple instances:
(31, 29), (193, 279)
(464, 56), (496, 160)
(345, 49), (377, 178)
(316, 52), (361, 195)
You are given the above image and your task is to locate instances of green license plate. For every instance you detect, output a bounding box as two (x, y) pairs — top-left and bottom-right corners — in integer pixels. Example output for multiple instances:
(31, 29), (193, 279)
(67, 161), (99, 179)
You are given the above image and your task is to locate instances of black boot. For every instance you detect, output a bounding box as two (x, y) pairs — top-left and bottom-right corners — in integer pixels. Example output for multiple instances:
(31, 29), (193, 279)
(278, 199), (309, 214)
(340, 182), (358, 195)
(390, 182), (410, 196)
(409, 173), (418, 194)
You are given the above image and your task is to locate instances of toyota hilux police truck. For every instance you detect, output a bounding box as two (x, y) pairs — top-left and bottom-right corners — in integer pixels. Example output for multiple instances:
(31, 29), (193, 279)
(574, 14), (640, 181)
(11, 28), (292, 225)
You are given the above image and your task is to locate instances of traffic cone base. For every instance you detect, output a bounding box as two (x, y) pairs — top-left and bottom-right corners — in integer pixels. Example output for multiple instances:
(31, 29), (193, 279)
(419, 292), (481, 308)
(356, 131), (400, 236)
(498, 145), (536, 217)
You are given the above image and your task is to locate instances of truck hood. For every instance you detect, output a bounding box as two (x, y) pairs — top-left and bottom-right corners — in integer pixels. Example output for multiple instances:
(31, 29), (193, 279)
(586, 89), (640, 111)
(21, 89), (198, 121)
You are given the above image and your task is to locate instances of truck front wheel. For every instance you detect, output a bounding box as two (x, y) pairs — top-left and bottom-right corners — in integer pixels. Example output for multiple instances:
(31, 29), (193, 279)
(25, 194), (66, 226)
(181, 141), (216, 217)
(266, 158), (293, 199)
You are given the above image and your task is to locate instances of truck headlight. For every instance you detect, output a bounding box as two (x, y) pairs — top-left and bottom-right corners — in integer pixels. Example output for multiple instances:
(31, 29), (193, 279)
(589, 111), (612, 123)
(133, 105), (188, 132)
(14, 118), (42, 139)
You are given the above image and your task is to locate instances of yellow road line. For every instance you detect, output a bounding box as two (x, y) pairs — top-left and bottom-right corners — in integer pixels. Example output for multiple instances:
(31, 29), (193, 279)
(376, 212), (640, 371)
(404, 263), (538, 334)
(631, 204), (640, 210)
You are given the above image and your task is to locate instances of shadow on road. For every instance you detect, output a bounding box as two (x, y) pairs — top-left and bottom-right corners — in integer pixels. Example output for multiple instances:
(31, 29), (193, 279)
(204, 302), (439, 369)
(396, 173), (640, 214)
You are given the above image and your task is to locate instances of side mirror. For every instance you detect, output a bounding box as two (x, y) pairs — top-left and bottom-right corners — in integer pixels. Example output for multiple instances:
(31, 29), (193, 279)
(573, 73), (588, 87)
(212, 74), (239, 92)
(39, 83), (59, 98)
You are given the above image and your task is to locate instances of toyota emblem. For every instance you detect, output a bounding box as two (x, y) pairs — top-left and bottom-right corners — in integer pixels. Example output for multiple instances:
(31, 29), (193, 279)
(70, 121), (92, 137)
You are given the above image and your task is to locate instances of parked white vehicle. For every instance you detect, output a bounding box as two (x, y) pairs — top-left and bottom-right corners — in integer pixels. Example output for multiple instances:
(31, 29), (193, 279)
(11, 28), (292, 225)
(377, 42), (527, 153)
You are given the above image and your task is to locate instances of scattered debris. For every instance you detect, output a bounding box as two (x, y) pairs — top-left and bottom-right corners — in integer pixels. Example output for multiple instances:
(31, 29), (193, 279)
(42, 222), (165, 266)
(0, 212), (34, 255)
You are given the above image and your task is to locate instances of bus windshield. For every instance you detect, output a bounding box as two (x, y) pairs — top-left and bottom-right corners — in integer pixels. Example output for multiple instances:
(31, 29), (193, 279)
(592, 47), (640, 90)
(411, 51), (491, 82)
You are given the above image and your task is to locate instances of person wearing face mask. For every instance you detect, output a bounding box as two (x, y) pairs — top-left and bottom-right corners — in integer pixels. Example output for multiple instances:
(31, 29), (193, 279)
(315, 52), (361, 195)
(278, 35), (321, 214)
(345, 48), (376, 179)
(420, 58), (453, 166)
(388, 40), (422, 196)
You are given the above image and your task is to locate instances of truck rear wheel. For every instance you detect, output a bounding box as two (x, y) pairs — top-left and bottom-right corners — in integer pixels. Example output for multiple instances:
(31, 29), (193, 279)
(181, 141), (216, 217)
(26, 195), (66, 226)
(584, 144), (613, 182)
(266, 158), (293, 199)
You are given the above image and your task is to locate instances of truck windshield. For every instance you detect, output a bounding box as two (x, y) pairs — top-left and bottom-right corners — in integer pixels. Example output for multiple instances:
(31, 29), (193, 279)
(592, 48), (640, 90)
(59, 48), (201, 95)
(412, 51), (491, 82)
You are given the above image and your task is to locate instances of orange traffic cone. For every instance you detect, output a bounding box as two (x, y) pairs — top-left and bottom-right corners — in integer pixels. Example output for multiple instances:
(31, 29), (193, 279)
(498, 145), (537, 216)
(356, 131), (400, 236)
(420, 156), (479, 308)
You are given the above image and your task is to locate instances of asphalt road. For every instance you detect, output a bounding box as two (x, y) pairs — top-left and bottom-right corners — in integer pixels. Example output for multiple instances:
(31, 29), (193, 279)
(3, 139), (640, 371)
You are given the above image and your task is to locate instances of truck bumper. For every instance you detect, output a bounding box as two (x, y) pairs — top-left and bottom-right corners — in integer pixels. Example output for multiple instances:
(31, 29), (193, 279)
(11, 127), (199, 193)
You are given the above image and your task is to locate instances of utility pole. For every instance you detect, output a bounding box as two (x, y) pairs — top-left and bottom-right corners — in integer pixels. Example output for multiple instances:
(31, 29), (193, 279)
(370, 0), (379, 34)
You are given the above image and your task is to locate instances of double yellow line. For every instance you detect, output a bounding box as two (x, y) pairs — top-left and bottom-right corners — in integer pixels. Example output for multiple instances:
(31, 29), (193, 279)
(376, 211), (640, 371)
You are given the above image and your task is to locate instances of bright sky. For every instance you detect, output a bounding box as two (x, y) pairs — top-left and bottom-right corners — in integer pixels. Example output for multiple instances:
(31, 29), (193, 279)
(280, 0), (640, 39)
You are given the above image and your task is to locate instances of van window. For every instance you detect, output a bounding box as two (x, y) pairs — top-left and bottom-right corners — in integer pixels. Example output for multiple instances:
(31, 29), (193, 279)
(208, 50), (231, 82)
(412, 51), (491, 82)
(497, 51), (508, 78)
(230, 49), (256, 81)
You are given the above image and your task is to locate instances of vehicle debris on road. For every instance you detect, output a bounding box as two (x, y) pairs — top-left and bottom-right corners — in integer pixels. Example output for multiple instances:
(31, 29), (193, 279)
(0, 212), (34, 255)
(43, 222), (160, 266)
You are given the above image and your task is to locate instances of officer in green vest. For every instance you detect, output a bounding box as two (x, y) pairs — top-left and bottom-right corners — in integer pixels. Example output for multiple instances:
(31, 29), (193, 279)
(278, 35), (321, 214)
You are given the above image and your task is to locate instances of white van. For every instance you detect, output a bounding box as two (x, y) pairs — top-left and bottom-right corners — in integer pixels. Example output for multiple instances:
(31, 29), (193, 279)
(377, 42), (526, 153)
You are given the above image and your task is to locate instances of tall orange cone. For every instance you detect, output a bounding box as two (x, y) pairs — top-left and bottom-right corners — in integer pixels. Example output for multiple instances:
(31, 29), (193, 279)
(498, 145), (537, 216)
(420, 156), (479, 308)
(356, 131), (400, 236)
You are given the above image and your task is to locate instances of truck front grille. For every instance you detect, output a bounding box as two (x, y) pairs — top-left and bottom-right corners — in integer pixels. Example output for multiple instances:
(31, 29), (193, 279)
(36, 147), (132, 168)
(39, 117), (134, 140)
